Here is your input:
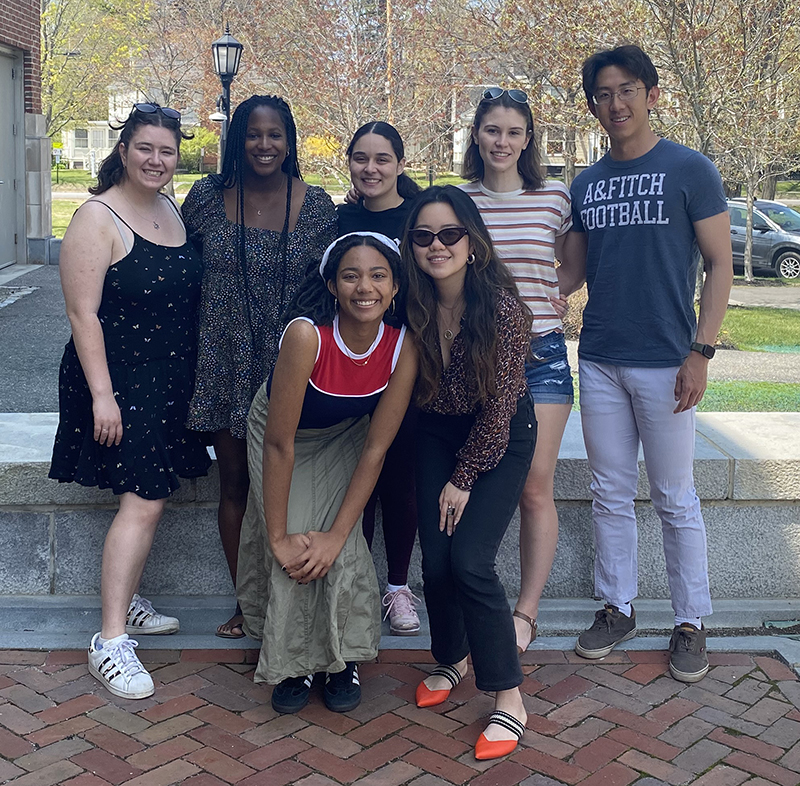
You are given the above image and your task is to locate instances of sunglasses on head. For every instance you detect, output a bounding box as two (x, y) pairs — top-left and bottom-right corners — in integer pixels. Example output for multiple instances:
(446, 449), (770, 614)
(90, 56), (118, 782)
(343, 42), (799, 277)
(409, 227), (469, 247)
(133, 103), (181, 121)
(482, 87), (529, 104)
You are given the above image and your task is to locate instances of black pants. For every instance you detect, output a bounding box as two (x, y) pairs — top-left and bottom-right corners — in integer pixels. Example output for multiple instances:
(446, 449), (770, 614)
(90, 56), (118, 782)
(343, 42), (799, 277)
(416, 396), (536, 692)
(362, 405), (418, 586)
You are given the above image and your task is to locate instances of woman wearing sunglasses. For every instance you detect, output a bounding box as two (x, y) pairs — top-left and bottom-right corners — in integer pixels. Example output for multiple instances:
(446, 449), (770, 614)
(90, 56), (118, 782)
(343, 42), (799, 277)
(404, 186), (535, 759)
(461, 87), (579, 655)
(338, 122), (423, 636)
(50, 103), (211, 699)
(182, 96), (337, 638)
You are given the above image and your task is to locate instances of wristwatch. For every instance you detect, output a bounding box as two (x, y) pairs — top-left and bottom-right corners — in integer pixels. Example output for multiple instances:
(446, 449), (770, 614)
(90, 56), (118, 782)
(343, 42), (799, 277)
(690, 341), (715, 359)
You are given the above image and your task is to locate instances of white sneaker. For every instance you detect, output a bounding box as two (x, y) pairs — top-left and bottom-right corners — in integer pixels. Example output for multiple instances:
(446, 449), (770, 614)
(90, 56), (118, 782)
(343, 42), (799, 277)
(382, 587), (422, 636)
(126, 594), (180, 635)
(88, 633), (154, 699)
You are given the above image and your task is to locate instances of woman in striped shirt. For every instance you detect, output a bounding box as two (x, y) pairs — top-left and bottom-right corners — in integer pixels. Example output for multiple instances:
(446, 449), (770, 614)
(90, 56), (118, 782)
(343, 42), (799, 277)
(460, 88), (581, 654)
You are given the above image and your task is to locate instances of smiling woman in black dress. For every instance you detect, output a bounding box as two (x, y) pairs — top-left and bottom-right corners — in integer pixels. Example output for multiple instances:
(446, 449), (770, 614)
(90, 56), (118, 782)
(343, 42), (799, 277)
(50, 104), (210, 700)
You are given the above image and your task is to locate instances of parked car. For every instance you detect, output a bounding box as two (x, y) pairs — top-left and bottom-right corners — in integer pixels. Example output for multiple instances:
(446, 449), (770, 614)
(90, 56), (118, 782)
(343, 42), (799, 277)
(727, 199), (800, 280)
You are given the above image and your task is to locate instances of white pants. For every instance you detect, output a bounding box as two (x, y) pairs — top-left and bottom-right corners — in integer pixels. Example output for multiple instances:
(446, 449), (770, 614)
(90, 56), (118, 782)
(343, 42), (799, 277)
(579, 360), (712, 619)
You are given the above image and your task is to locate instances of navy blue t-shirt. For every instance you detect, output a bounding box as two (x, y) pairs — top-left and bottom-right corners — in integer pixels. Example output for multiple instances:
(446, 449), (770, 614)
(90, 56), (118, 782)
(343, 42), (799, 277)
(570, 138), (726, 367)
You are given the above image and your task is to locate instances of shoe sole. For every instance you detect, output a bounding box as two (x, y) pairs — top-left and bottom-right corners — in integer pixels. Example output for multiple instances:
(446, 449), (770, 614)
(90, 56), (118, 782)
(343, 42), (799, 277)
(669, 661), (709, 683)
(271, 694), (310, 714)
(575, 628), (637, 659)
(88, 663), (154, 699)
(390, 625), (421, 636)
(324, 692), (361, 713)
(125, 622), (180, 635)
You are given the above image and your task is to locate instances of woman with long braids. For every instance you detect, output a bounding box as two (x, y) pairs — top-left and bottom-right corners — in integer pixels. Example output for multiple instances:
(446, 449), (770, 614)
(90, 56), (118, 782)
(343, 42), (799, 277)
(183, 95), (337, 638)
(405, 186), (535, 759)
(237, 233), (417, 714)
(460, 88), (581, 655)
(50, 104), (210, 698)
(338, 121), (422, 636)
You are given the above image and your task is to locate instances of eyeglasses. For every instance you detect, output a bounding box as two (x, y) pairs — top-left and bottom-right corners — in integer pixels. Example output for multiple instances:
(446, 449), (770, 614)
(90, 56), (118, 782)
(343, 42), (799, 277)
(408, 227), (469, 247)
(591, 85), (645, 105)
(483, 87), (529, 104)
(133, 103), (181, 121)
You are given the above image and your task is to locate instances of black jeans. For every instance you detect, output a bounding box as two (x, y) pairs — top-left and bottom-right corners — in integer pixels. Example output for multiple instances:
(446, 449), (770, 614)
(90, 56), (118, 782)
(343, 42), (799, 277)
(416, 395), (536, 692)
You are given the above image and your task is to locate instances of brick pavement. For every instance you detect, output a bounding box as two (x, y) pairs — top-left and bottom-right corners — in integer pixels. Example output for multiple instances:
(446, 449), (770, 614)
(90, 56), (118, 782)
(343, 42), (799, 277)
(0, 647), (799, 785)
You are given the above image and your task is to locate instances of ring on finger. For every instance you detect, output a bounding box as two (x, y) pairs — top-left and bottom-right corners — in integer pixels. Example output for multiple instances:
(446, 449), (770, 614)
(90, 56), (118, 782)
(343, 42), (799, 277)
(446, 506), (456, 516)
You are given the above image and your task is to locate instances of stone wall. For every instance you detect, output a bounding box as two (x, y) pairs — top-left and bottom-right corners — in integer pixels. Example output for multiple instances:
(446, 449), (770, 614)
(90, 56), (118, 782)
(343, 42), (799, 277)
(0, 412), (798, 599)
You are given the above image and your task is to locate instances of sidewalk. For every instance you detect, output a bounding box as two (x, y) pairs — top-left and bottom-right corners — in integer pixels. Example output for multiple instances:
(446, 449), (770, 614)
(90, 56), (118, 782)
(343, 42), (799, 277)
(1, 644), (800, 785)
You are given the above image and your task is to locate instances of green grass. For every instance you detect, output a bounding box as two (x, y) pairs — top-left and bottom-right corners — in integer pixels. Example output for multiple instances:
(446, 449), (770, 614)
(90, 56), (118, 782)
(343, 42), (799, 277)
(720, 306), (800, 351)
(52, 200), (83, 238)
(698, 381), (800, 411)
(776, 180), (800, 195)
(571, 379), (799, 412)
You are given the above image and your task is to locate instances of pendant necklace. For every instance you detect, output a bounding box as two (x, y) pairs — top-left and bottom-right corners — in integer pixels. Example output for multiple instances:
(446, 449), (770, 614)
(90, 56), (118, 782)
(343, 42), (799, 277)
(438, 302), (463, 342)
(341, 342), (371, 366)
(121, 190), (161, 229)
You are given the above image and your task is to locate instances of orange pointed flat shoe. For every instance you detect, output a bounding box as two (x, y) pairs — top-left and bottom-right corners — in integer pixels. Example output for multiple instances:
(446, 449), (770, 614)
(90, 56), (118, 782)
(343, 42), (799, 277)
(474, 710), (527, 760)
(415, 663), (464, 708)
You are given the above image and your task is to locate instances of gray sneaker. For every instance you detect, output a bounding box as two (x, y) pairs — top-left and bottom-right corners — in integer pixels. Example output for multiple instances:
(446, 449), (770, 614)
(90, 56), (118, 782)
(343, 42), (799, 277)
(669, 624), (709, 683)
(575, 605), (637, 659)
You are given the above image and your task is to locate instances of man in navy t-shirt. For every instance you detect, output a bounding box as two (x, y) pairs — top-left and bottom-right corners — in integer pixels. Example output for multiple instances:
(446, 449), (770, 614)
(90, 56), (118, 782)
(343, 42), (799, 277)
(558, 45), (733, 683)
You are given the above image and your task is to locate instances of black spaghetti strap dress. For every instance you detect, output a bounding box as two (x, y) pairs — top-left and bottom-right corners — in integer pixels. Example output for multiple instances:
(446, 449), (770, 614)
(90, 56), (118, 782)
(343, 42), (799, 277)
(49, 203), (211, 500)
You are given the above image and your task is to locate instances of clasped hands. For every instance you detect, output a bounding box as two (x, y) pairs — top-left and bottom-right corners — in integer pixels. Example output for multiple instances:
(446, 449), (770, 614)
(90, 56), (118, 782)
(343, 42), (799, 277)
(271, 530), (345, 584)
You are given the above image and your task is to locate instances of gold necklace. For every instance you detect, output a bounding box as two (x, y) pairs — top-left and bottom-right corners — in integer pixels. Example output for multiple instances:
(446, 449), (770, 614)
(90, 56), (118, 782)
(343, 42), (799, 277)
(245, 195), (266, 217)
(120, 189), (162, 230)
(438, 302), (463, 341)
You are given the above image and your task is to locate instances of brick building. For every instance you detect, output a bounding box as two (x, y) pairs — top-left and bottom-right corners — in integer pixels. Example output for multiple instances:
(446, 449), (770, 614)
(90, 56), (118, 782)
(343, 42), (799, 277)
(1, 1), (51, 267)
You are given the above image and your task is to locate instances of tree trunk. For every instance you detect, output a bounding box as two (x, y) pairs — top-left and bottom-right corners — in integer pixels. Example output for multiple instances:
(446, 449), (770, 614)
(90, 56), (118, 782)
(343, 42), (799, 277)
(563, 126), (576, 187)
(744, 185), (756, 284)
(762, 172), (777, 200)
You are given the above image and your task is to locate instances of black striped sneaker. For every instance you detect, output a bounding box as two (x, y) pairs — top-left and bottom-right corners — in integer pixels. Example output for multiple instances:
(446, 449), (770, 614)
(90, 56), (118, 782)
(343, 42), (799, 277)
(324, 663), (361, 712)
(88, 633), (154, 699)
(271, 674), (314, 713)
(125, 594), (179, 635)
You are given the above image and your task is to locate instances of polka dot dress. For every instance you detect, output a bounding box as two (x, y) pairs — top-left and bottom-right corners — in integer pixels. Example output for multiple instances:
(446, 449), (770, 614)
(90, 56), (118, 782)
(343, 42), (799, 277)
(181, 177), (337, 440)
(49, 232), (212, 500)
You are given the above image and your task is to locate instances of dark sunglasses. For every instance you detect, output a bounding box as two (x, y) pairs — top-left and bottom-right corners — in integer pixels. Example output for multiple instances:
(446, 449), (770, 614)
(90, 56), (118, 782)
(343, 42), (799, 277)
(482, 87), (529, 104)
(133, 103), (181, 121)
(409, 227), (469, 247)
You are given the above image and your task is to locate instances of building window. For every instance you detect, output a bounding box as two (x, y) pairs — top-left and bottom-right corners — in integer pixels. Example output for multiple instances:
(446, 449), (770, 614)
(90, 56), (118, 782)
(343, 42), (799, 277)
(74, 129), (88, 149)
(90, 129), (104, 148)
(108, 129), (119, 145)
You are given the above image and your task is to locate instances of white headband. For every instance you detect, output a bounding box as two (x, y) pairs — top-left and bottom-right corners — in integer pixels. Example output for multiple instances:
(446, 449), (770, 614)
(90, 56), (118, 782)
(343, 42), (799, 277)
(319, 232), (401, 277)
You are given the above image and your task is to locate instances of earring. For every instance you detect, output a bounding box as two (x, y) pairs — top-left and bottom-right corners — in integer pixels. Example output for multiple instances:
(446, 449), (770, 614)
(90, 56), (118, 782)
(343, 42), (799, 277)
(467, 253), (476, 265)
(390, 297), (396, 316)
(334, 297), (339, 312)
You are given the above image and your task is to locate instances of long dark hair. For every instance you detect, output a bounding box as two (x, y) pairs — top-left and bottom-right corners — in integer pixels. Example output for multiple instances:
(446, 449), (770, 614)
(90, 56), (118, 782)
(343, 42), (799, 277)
(403, 185), (531, 407)
(346, 121), (421, 200)
(285, 234), (406, 327)
(461, 93), (544, 191)
(90, 105), (190, 195)
(209, 95), (302, 334)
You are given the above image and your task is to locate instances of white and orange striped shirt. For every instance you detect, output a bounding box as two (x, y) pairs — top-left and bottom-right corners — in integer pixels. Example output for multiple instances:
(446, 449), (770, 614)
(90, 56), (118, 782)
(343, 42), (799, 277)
(459, 180), (572, 336)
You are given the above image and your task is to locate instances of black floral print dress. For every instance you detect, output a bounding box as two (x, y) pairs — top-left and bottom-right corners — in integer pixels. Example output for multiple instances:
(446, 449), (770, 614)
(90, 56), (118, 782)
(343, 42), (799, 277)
(182, 177), (337, 440)
(49, 207), (211, 500)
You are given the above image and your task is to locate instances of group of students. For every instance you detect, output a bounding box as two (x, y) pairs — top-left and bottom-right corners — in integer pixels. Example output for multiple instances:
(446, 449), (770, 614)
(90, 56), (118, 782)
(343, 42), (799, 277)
(49, 42), (733, 762)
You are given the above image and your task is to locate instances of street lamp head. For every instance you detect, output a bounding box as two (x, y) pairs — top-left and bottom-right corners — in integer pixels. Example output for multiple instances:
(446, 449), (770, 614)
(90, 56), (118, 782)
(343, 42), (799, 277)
(209, 111), (227, 122)
(211, 23), (243, 81)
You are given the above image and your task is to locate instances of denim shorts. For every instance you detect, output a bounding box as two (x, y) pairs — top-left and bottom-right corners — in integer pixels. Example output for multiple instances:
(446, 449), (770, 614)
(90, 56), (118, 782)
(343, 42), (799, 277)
(525, 331), (574, 405)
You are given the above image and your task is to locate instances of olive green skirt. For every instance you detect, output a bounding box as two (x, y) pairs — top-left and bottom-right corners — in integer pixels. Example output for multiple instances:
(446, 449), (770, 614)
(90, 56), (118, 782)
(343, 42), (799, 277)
(237, 381), (381, 684)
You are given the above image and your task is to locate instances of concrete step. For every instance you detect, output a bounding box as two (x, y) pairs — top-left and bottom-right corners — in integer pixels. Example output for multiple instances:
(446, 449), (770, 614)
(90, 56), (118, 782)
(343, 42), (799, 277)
(2, 595), (800, 653)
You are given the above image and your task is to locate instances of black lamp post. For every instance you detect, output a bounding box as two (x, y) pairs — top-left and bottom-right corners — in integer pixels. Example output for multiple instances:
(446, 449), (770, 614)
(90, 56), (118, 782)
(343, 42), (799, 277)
(211, 23), (243, 164)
